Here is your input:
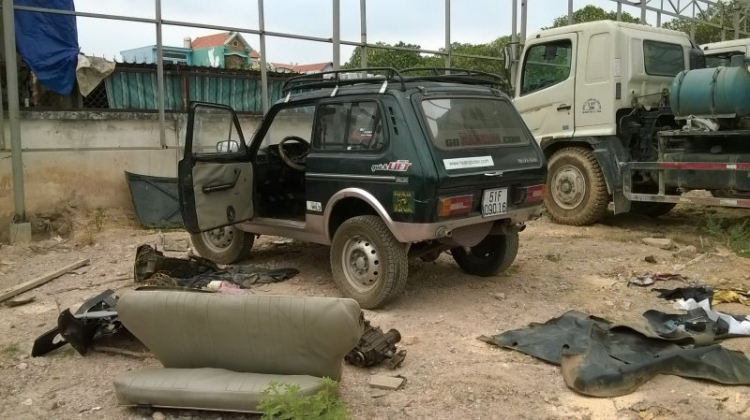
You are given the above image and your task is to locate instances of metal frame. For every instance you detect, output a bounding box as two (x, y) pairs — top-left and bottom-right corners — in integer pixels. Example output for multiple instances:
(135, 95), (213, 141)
(3, 0), (749, 225)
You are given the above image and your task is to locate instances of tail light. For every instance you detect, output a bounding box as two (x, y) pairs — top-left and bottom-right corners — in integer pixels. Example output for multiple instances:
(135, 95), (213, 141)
(438, 194), (473, 217)
(525, 184), (547, 203)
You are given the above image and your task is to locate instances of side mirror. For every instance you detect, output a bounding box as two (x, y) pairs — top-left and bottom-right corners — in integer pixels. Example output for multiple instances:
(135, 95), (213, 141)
(503, 44), (512, 70)
(543, 45), (558, 61)
(216, 140), (240, 153)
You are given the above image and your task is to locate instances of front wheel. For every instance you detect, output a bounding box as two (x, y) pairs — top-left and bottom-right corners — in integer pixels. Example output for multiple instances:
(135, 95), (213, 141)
(330, 216), (408, 309)
(190, 225), (254, 264)
(545, 147), (610, 226)
(452, 231), (519, 277)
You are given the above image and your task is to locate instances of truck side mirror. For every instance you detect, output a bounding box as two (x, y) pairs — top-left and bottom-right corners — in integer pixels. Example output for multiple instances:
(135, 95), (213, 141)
(543, 45), (558, 62)
(503, 44), (512, 70)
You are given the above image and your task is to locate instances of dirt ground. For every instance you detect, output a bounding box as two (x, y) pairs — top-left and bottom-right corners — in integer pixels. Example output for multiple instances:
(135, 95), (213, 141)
(1, 205), (749, 420)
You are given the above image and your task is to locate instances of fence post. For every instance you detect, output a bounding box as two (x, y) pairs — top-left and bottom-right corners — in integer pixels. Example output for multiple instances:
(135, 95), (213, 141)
(360, 0), (367, 69)
(444, 0), (450, 68)
(567, 0), (573, 25)
(333, 0), (340, 69)
(258, 0), (269, 113)
(155, 0), (167, 148)
(3, 0), (26, 226)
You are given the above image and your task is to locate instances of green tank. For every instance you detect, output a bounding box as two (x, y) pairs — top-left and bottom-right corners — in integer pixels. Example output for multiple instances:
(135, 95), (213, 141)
(670, 54), (750, 118)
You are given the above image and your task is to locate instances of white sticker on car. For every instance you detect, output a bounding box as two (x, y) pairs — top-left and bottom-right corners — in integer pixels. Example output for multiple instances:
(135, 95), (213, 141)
(306, 201), (323, 212)
(443, 156), (494, 170)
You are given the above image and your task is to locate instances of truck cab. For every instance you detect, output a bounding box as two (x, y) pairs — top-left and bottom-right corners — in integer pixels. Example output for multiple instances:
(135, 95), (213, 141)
(508, 21), (705, 225)
(702, 38), (750, 67)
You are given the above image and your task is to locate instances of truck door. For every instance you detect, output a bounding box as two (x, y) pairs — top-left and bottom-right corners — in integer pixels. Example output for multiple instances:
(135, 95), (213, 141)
(513, 34), (577, 142)
(178, 103), (254, 234)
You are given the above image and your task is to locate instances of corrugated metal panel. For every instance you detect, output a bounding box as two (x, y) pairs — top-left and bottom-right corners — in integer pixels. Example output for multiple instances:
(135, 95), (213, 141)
(105, 71), (183, 110)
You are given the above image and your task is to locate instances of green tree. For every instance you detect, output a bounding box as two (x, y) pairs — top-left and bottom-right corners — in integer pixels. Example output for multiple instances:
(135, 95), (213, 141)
(344, 41), (425, 70)
(549, 5), (640, 28)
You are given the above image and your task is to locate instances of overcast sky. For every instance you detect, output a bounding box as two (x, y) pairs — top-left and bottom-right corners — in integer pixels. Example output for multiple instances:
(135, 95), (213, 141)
(73, 0), (664, 64)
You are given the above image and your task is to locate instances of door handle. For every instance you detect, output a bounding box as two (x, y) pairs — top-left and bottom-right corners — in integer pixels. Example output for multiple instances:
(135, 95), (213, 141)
(557, 104), (572, 111)
(202, 169), (241, 194)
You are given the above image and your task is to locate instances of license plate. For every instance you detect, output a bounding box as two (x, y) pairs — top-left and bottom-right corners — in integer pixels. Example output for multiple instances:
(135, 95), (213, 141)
(482, 188), (508, 217)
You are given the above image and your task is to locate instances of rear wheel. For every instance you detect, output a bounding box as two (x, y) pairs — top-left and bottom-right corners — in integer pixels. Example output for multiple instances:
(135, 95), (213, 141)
(452, 231), (519, 277)
(545, 147), (609, 226)
(190, 225), (254, 264)
(330, 216), (408, 309)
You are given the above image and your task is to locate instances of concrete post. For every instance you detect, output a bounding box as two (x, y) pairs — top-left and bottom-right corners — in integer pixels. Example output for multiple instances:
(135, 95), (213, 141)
(3, 0), (30, 243)
(258, 0), (269, 112)
(568, 0), (573, 25)
(520, 0), (527, 43)
(641, 0), (647, 25)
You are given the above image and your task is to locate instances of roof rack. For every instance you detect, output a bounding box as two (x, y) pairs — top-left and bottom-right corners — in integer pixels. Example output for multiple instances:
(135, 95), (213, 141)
(281, 66), (507, 95)
(282, 67), (406, 95)
(400, 67), (506, 88)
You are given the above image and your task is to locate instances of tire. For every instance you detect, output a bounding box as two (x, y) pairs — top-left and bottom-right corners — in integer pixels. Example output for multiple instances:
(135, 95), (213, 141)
(330, 215), (408, 309)
(190, 225), (254, 264)
(545, 147), (609, 226)
(629, 201), (677, 218)
(452, 231), (519, 277)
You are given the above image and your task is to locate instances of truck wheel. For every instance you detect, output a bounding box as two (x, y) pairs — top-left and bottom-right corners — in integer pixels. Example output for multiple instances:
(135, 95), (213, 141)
(190, 226), (254, 264)
(629, 202), (677, 218)
(452, 231), (519, 277)
(330, 215), (408, 309)
(545, 147), (609, 226)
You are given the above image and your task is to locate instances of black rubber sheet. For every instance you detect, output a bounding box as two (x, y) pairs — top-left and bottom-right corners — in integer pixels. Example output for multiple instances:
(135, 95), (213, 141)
(480, 311), (750, 397)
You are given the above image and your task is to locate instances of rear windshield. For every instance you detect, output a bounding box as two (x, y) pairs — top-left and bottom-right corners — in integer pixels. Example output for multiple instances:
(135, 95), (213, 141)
(421, 98), (530, 150)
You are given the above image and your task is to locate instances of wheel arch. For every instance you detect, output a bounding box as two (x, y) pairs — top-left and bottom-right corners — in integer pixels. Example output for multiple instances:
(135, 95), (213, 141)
(324, 189), (393, 241)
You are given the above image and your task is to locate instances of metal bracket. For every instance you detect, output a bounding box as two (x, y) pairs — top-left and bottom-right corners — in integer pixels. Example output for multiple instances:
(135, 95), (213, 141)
(379, 80), (388, 94)
(330, 85), (339, 97)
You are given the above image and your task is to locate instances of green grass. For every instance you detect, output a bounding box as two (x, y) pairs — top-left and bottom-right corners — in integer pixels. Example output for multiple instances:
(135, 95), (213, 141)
(258, 378), (348, 420)
(1, 343), (20, 358)
(704, 211), (750, 258)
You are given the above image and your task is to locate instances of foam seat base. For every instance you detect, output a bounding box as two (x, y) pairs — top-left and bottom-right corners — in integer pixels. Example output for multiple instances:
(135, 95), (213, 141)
(114, 367), (326, 413)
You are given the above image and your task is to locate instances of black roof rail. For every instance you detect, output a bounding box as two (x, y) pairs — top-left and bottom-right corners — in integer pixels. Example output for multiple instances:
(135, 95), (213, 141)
(400, 67), (507, 88)
(282, 67), (407, 95)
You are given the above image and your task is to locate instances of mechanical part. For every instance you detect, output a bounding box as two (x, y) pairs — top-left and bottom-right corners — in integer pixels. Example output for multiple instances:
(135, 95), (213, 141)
(545, 147), (609, 226)
(629, 201), (677, 218)
(452, 231), (519, 277)
(345, 317), (405, 368)
(32, 289), (121, 357)
(277, 135), (310, 171)
(134, 244), (222, 282)
(330, 215), (408, 309)
(189, 226), (255, 265)
(671, 55), (750, 118)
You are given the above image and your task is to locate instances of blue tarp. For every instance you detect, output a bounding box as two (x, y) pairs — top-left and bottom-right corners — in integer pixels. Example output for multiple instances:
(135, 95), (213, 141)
(15, 0), (79, 95)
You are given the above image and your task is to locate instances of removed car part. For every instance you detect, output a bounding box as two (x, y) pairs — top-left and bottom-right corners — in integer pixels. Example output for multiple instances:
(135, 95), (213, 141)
(32, 289), (121, 357)
(345, 317), (405, 368)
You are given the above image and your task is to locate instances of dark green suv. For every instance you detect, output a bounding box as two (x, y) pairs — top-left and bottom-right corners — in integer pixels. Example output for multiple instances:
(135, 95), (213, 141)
(179, 68), (547, 309)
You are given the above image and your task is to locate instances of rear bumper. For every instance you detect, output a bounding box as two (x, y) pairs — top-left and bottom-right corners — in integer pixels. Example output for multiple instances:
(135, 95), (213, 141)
(389, 205), (543, 243)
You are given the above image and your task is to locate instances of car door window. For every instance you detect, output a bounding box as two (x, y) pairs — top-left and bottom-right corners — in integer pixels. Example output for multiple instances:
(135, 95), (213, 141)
(192, 105), (244, 155)
(521, 40), (573, 96)
(315, 101), (385, 151)
(261, 105), (315, 146)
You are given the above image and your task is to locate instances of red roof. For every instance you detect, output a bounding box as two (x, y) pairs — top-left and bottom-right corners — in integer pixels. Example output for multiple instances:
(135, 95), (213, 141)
(191, 32), (231, 49)
(250, 50), (260, 59)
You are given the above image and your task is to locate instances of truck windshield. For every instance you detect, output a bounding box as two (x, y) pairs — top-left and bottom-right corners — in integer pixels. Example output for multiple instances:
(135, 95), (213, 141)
(644, 40), (685, 76)
(421, 98), (530, 150)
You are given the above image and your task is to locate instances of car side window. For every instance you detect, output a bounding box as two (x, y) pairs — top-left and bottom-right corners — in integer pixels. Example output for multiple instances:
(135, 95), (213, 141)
(191, 105), (244, 155)
(315, 101), (386, 151)
(521, 39), (572, 96)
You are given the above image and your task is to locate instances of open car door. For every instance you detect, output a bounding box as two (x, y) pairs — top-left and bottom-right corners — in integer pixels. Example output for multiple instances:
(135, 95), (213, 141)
(178, 103), (254, 234)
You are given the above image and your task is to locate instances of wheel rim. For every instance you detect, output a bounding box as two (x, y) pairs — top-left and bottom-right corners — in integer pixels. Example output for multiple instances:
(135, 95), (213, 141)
(200, 227), (234, 252)
(551, 164), (586, 210)
(341, 234), (381, 293)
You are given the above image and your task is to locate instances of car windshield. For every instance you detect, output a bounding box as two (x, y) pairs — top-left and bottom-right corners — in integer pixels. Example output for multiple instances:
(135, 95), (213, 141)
(421, 98), (530, 150)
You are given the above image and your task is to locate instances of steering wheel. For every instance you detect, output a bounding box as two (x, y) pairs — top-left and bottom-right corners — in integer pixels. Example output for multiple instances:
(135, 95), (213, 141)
(278, 136), (311, 171)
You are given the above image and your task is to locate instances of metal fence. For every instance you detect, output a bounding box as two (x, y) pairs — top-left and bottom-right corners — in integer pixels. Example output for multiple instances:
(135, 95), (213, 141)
(3, 0), (750, 223)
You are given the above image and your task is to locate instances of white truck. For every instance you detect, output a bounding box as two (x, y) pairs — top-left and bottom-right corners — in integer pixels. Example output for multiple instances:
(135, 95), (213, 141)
(702, 38), (750, 67)
(506, 20), (750, 225)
